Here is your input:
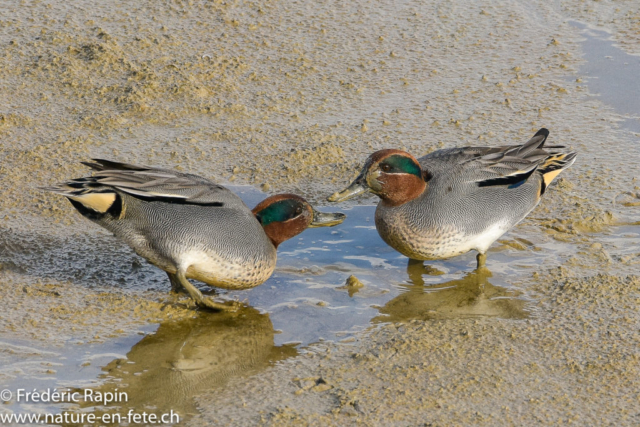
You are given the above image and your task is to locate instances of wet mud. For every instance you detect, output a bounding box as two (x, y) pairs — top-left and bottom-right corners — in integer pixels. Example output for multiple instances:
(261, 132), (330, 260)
(0, 0), (639, 424)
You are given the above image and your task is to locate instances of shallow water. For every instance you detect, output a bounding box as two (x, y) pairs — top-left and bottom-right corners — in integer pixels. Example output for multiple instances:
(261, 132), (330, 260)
(571, 21), (640, 133)
(0, 184), (581, 419)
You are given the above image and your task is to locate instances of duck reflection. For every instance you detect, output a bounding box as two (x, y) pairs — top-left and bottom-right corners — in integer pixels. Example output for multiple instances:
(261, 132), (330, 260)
(374, 260), (528, 322)
(80, 305), (296, 419)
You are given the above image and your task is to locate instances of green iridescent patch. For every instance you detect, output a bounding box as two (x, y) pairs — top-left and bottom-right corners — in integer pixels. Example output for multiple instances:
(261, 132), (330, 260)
(255, 199), (302, 226)
(381, 155), (422, 178)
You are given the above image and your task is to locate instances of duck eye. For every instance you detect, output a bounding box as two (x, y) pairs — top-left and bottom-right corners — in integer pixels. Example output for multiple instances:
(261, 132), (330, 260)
(294, 206), (303, 216)
(381, 163), (391, 172)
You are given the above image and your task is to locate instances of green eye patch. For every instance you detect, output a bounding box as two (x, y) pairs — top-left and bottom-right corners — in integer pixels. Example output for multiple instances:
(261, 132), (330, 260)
(255, 199), (303, 226)
(381, 155), (422, 179)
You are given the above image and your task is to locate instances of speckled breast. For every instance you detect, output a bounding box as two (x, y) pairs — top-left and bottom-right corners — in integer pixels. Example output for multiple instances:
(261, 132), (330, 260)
(185, 247), (278, 290)
(375, 205), (469, 260)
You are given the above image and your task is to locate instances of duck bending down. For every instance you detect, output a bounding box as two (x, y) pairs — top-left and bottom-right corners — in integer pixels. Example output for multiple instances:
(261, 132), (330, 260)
(328, 128), (575, 269)
(45, 159), (346, 311)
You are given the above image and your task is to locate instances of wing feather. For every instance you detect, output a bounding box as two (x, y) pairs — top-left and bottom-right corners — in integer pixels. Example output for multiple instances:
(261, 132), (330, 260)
(45, 159), (244, 208)
(417, 128), (572, 188)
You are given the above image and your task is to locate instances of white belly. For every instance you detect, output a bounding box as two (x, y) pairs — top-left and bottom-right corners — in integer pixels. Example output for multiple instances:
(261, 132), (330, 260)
(464, 222), (509, 254)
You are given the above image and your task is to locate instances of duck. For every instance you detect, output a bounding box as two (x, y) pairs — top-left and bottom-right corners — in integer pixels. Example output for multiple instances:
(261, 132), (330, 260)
(44, 159), (346, 310)
(328, 128), (576, 269)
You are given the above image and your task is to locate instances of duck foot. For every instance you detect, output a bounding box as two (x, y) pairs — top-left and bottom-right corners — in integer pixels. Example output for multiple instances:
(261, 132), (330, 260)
(195, 298), (242, 312)
(168, 271), (240, 312)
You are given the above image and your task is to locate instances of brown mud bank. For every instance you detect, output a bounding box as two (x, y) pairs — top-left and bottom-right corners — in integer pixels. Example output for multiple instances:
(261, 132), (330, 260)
(0, 0), (639, 424)
(192, 271), (640, 425)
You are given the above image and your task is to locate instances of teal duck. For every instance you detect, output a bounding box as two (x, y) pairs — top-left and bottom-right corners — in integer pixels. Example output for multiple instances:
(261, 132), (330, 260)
(45, 160), (345, 310)
(328, 129), (575, 268)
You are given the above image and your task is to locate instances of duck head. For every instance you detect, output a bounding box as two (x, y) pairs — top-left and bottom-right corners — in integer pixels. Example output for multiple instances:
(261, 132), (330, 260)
(252, 194), (346, 248)
(327, 149), (429, 206)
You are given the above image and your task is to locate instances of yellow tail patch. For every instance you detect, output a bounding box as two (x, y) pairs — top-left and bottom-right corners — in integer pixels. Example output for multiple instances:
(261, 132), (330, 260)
(67, 193), (116, 213)
(542, 169), (564, 187)
(541, 154), (571, 187)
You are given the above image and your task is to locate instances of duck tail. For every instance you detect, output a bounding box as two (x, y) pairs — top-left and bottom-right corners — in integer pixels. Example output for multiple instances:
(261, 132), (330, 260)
(40, 180), (122, 219)
(538, 151), (577, 195)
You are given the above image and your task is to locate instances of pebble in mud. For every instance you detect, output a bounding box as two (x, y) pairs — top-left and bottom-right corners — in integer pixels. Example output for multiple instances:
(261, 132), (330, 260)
(293, 377), (332, 395)
(337, 275), (365, 297)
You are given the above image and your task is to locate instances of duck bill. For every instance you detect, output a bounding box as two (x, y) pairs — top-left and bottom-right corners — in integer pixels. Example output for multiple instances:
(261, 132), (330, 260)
(309, 210), (346, 228)
(327, 174), (368, 203)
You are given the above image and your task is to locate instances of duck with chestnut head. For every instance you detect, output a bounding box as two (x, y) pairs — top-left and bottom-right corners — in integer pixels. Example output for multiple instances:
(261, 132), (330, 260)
(44, 159), (345, 311)
(328, 129), (575, 269)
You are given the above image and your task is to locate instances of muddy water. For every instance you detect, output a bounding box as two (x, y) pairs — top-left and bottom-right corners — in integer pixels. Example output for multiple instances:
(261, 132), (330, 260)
(1, 185), (544, 419)
(571, 22), (640, 133)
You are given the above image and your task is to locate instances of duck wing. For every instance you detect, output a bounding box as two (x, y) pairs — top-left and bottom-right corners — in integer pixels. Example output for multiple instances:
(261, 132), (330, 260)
(45, 159), (243, 208)
(419, 129), (574, 188)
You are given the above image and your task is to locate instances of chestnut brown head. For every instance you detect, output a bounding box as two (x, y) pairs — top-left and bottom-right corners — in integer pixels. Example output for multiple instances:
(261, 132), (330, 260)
(327, 149), (429, 206)
(253, 194), (346, 247)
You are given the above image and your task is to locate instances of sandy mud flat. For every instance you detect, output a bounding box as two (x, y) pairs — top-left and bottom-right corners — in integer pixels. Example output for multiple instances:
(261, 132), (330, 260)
(1, 0), (639, 425)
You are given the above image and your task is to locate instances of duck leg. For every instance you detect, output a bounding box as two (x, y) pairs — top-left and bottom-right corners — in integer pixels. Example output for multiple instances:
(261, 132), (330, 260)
(167, 271), (185, 293)
(168, 271), (240, 312)
(476, 253), (487, 270)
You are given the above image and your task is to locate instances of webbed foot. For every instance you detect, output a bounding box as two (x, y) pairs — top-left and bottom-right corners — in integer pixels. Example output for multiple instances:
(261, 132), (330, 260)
(196, 297), (242, 312)
(169, 271), (241, 312)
